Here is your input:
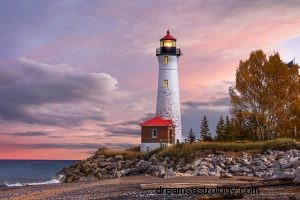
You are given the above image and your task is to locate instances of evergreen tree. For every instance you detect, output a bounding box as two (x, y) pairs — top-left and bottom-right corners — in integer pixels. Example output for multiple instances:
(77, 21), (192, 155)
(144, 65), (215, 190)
(231, 109), (250, 140)
(224, 116), (234, 141)
(187, 128), (196, 143)
(216, 116), (225, 141)
(200, 116), (212, 141)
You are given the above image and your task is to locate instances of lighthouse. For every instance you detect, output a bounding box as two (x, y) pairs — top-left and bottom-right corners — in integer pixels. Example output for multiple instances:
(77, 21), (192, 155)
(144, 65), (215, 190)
(139, 30), (182, 152)
(155, 30), (182, 143)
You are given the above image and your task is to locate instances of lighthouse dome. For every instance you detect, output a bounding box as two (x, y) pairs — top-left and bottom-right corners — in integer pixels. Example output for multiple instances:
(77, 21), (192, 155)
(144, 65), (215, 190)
(160, 30), (177, 41)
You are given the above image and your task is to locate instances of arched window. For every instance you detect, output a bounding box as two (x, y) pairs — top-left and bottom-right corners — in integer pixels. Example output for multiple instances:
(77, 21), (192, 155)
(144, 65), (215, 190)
(164, 56), (168, 64)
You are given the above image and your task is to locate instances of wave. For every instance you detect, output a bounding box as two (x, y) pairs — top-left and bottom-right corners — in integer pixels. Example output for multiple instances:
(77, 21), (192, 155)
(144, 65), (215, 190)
(4, 178), (61, 187)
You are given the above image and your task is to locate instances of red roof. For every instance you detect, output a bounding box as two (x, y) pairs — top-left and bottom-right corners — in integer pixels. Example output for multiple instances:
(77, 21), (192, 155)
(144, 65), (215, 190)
(160, 30), (177, 41)
(140, 116), (174, 127)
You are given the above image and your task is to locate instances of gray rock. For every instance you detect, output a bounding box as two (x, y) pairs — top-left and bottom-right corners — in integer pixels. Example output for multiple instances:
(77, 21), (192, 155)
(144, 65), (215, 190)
(215, 165), (225, 173)
(106, 157), (115, 162)
(136, 160), (151, 172)
(293, 176), (300, 184)
(208, 171), (220, 177)
(198, 165), (209, 170)
(221, 172), (233, 178)
(158, 165), (165, 176)
(183, 163), (192, 171)
(191, 171), (198, 176)
(261, 157), (269, 163)
(105, 165), (115, 170)
(220, 163), (226, 168)
(185, 170), (193, 175)
(176, 167), (182, 171)
(278, 171), (295, 180)
(255, 172), (265, 178)
(230, 165), (242, 173)
(294, 167), (300, 178)
(198, 169), (209, 176)
(164, 168), (176, 178)
(241, 167), (251, 173)
(95, 172), (102, 179)
(116, 171), (122, 178)
(282, 157), (299, 169)
(242, 159), (250, 165)
(115, 155), (123, 161)
(257, 164), (267, 170)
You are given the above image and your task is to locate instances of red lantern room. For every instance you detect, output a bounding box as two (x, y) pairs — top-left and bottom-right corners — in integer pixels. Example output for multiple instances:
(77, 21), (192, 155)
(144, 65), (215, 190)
(156, 30), (181, 56)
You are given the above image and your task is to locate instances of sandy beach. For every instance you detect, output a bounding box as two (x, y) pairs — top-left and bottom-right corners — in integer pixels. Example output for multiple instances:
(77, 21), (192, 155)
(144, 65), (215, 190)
(0, 176), (299, 200)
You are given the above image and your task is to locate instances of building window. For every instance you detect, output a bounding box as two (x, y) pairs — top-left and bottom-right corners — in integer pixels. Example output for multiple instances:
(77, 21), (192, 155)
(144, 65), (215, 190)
(163, 80), (168, 88)
(164, 56), (168, 64)
(152, 129), (157, 138)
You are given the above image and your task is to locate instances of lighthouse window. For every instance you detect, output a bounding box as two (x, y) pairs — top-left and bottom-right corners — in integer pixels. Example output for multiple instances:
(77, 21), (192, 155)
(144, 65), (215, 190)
(164, 56), (168, 64)
(151, 129), (157, 138)
(163, 80), (168, 88)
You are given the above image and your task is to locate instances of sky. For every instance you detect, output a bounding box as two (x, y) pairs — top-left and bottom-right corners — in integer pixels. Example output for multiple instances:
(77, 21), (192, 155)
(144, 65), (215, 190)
(1, 0), (300, 160)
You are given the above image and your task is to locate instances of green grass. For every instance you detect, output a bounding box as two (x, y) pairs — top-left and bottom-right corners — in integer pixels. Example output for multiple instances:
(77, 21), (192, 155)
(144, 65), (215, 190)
(91, 138), (299, 160)
(158, 138), (299, 158)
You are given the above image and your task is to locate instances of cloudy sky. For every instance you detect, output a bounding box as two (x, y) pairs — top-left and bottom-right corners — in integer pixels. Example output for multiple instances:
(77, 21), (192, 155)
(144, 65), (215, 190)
(1, 0), (300, 159)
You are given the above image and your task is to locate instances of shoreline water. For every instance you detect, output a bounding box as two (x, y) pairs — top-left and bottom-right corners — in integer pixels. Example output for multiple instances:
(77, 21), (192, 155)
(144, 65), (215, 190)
(2, 178), (61, 188)
(0, 160), (75, 191)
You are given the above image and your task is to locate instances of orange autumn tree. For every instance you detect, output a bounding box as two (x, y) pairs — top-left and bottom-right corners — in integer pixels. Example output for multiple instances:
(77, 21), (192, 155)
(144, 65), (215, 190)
(229, 50), (300, 140)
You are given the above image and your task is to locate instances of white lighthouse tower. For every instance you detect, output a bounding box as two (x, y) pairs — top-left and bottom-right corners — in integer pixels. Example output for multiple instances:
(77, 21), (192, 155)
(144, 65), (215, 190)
(156, 30), (182, 143)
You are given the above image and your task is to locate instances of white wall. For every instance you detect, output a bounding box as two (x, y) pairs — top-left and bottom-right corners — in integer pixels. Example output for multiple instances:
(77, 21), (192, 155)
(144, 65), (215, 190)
(156, 55), (182, 142)
(140, 143), (161, 152)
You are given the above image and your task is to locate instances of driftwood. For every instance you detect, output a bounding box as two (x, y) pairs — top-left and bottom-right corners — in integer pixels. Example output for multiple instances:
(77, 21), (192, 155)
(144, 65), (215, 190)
(139, 179), (294, 190)
(197, 194), (244, 200)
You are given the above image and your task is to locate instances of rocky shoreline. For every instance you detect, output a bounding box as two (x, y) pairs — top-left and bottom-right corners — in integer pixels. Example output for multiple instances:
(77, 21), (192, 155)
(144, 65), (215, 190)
(57, 148), (300, 185)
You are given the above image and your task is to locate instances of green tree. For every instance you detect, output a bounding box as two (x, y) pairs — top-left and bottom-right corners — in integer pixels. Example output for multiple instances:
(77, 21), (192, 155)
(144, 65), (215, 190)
(215, 116), (225, 141)
(187, 128), (196, 143)
(200, 116), (212, 141)
(223, 116), (235, 141)
(229, 50), (300, 140)
(230, 109), (249, 140)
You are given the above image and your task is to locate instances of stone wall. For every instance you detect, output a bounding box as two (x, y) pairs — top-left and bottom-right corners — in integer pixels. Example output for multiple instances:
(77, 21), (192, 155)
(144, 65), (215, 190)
(57, 149), (300, 185)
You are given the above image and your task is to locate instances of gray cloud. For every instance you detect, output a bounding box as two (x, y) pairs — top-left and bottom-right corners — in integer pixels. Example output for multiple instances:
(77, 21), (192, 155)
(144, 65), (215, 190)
(182, 96), (231, 108)
(106, 127), (140, 137)
(181, 96), (231, 139)
(182, 107), (229, 139)
(3, 142), (101, 150)
(103, 142), (135, 149)
(48, 135), (64, 138)
(117, 113), (155, 126)
(76, 134), (103, 139)
(0, 57), (125, 126)
(0, 142), (134, 150)
(99, 113), (154, 137)
(10, 131), (49, 137)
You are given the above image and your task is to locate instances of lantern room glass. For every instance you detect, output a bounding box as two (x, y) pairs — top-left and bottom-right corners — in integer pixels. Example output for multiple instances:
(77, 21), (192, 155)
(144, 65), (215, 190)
(160, 40), (176, 48)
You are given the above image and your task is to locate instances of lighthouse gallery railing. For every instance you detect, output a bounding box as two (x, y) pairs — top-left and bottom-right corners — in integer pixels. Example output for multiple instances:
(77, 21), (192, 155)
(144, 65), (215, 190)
(156, 48), (182, 56)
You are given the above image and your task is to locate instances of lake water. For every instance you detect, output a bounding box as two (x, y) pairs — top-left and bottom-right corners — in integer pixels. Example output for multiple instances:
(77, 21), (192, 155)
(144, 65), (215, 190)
(0, 160), (77, 189)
